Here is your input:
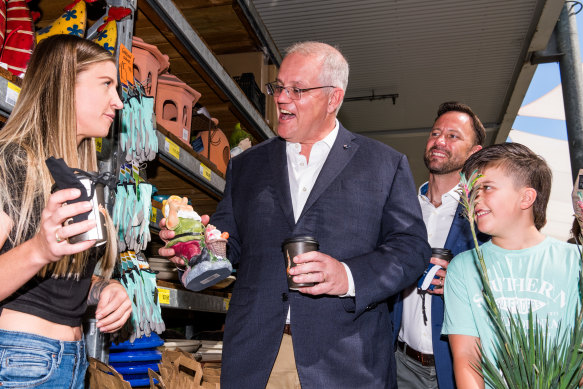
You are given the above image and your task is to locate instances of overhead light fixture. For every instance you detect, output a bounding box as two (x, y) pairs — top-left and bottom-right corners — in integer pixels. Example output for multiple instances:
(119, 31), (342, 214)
(344, 90), (398, 105)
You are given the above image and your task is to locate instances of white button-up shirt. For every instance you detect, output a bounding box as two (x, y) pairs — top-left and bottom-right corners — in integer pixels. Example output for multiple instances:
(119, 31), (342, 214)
(285, 120), (355, 323)
(398, 182), (460, 353)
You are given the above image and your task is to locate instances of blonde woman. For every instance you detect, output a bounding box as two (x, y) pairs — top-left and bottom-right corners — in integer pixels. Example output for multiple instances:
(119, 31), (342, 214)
(0, 35), (131, 387)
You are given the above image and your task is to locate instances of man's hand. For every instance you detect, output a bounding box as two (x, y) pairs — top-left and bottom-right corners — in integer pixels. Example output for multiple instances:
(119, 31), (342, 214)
(158, 215), (209, 268)
(95, 281), (132, 333)
(289, 251), (349, 296)
(428, 256), (450, 296)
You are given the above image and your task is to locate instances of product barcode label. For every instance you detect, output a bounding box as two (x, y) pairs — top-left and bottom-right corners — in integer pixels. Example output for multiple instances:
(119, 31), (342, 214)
(158, 288), (170, 305)
(164, 137), (180, 159)
(200, 163), (211, 181)
(6, 82), (20, 106)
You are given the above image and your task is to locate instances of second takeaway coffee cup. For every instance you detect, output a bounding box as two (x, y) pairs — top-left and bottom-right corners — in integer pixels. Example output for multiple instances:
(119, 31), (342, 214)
(417, 248), (453, 292)
(282, 236), (319, 290)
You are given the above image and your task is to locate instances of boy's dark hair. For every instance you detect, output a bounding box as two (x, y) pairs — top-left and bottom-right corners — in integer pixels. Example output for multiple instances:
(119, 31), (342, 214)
(462, 142), (552, 230)
(436, 101), (486, 146)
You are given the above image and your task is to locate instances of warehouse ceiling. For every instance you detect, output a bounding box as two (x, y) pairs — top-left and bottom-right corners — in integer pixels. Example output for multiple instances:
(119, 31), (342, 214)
(251, 0), (564, 185)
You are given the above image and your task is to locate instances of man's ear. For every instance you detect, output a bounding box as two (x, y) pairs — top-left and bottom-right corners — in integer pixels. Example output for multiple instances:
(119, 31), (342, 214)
(520, 187), (537, 210)
(327, 88), (345, 113)
(469, 144), (482, 156)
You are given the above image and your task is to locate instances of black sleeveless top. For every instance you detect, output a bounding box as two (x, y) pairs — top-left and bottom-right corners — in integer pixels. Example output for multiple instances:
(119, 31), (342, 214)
(0, 148), (102, 326)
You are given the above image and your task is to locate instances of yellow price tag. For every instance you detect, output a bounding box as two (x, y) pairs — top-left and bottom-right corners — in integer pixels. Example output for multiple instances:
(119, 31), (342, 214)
(158, 288), (170, 305)
(223, 297), (230, 311)
(165, 137), (180, 159)
(6, 82), (20, 106)
(200, 163), (211, 181)
(150, 207), (157, 223)
(95, 137), (102, 153)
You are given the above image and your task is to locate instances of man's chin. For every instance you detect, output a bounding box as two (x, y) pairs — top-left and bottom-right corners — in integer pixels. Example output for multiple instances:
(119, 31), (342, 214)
(427, 164), (463, 175)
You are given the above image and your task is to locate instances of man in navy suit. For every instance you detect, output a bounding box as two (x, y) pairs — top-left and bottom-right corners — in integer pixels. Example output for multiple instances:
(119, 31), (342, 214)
(392, 102), (488, 389)
(161, 42), (429, 388)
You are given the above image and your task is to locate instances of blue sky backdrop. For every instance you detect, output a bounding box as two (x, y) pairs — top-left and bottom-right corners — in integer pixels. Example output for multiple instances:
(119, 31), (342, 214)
(511, 8), (583, 141)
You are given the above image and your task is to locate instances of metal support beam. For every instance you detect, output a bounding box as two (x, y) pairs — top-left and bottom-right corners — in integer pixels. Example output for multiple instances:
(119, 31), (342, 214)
(556, 2), (583, 182)
(141, 0), (275, 141)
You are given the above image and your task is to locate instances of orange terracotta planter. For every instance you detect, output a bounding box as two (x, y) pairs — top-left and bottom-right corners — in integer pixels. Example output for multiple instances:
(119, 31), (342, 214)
(132, 37), (170, 97)
(197, 129), (230, 175)
(156, 74), (202, 146)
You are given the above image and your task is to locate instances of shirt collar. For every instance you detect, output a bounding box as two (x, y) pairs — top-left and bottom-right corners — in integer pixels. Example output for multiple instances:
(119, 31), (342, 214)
(286, 119), (339, 153)
(419, 181), (461, 202)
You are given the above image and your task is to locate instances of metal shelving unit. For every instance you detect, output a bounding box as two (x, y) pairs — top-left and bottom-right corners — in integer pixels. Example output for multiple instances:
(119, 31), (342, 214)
(135, 0), (279, 314)
(157, 283), (230, 314)
(155, 129), (226, 198)
(139, 0), (276, 141)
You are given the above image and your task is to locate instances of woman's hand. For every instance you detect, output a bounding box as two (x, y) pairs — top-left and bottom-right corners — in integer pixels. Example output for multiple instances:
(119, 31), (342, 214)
(33, 188), (97, 265)
(89, 277), (132, 333)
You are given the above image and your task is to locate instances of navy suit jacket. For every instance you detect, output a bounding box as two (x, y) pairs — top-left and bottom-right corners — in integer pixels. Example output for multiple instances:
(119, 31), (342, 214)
(212, 124), (430, 388)
(391, 197), (489, 389)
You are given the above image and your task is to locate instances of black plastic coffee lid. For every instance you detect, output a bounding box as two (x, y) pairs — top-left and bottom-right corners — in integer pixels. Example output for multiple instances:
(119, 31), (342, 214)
(282, 236), (319, 245)
(431, 248), (453, 259)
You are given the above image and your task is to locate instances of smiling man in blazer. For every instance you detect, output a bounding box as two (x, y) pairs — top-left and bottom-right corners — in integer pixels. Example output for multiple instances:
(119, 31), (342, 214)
(162, 41), (429, 388)
(392, 102), (489, 389)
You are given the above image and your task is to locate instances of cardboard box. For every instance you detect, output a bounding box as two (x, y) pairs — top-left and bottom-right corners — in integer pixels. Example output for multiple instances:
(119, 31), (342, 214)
(218, 52), (269, 89)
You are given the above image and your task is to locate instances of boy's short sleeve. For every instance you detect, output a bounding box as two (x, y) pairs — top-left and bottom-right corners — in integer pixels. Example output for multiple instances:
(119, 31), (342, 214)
(442, 250), (480, 337)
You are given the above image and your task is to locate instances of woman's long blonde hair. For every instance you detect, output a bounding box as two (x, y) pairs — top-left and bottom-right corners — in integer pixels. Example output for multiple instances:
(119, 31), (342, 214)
(0, 35), (118, 279)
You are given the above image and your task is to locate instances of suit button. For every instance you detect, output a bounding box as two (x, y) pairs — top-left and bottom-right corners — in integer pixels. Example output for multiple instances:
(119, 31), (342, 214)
(282, 293), (288, 301)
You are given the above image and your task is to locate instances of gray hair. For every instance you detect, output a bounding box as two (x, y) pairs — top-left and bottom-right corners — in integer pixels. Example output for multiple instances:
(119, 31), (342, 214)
(286, 42), (349, 112)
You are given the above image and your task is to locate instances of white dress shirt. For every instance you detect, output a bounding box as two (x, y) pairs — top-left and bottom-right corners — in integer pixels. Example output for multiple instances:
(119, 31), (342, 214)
(285, 120), (355, 323)
(398, 182), (460, 353)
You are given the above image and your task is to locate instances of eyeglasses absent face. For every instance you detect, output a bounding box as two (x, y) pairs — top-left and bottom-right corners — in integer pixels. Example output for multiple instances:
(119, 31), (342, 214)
(265, 82), (336, 100)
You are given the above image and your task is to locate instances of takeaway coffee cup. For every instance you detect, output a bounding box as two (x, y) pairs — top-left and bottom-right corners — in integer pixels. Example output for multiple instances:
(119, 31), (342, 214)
(66, 173), (107, 246)
(417, 248), (453, 292)
(282, 236), (319, 290)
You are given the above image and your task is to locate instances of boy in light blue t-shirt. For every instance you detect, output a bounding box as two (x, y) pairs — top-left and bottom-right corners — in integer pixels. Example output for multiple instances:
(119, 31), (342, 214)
(441, 143), (581, 388)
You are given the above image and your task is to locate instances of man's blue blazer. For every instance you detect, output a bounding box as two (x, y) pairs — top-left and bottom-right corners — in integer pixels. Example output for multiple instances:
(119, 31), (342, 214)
(212, 124), (430, 388)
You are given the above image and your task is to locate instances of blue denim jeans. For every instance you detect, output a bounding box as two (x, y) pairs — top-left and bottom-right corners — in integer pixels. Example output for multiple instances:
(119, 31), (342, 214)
(0, 329), (88, 388)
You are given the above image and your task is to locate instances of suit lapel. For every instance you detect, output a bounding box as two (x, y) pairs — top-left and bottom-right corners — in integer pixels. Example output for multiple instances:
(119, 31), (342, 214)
(298, 125), (358, 221)
(444, 202), (468, 254)
(268, 137), (295, 229)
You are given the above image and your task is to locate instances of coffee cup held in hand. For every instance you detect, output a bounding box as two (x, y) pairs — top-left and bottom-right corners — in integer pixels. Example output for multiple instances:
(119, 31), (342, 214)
(417, 248), (453, 292)
(66, 174), (107, 246)
(282, 236), (319, 290)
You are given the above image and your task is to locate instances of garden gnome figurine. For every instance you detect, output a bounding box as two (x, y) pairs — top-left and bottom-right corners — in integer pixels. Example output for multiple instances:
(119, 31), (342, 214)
(162, 195), (232, 291)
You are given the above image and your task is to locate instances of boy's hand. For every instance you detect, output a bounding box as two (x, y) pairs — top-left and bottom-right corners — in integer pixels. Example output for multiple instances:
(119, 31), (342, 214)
(428, 256), (450, 295)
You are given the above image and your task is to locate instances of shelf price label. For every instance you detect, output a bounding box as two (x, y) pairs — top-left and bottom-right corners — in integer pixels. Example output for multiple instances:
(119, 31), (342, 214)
(164, 137), (180, 159)
(150, 207), (157, 223)
(95, 137), (102, 153)
(6, 82), (19, 107)
(158, 288), (171, 305)
(223, 297), (230, 311)
(200, 163), (212, 181)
